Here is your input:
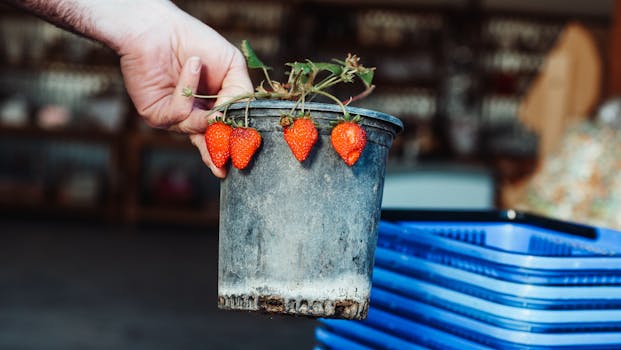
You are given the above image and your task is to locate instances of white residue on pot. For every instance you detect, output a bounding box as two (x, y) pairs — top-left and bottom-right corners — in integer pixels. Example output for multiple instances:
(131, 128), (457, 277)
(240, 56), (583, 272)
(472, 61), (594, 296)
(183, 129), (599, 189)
(219, 272), (371, 301)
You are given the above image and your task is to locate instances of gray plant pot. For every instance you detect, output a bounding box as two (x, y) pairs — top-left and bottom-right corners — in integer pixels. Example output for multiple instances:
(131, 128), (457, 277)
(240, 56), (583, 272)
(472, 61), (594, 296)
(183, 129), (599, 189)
(218, 100), (402, 319)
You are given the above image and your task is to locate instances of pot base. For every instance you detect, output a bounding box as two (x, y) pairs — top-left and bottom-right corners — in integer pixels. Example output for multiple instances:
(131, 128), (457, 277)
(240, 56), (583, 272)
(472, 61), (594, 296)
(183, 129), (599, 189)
(218, 294), (369, 320)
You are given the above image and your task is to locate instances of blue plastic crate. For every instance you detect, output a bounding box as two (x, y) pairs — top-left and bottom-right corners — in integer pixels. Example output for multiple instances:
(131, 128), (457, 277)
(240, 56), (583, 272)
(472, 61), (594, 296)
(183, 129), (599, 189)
(361, 308), (492, 350)
(372, 266), (621, 332)
(378, 217), (621, 285)
(315, 327), (375, 350)
(374, 247), (621, 309)
(319, 317), (427, 350)
(316, 211), (621, 350)
(368, 286), (621, 349)
(320, 308), (490, 350)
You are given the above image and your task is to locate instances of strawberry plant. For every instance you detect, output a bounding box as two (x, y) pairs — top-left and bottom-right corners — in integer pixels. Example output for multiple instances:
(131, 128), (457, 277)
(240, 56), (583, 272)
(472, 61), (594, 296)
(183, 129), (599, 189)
(185, 40), (375, 166)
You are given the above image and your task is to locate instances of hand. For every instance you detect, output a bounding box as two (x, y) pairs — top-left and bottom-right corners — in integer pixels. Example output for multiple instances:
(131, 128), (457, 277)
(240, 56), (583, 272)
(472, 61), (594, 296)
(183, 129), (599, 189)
(3, 0), (252, 177)
(115, 3), (253, 178)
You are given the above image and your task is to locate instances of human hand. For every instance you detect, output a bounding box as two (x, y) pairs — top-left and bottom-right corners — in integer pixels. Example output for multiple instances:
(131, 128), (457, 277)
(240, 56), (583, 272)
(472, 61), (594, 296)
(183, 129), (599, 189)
(113, 2), (253, 178)
(4, 0), (253, 177)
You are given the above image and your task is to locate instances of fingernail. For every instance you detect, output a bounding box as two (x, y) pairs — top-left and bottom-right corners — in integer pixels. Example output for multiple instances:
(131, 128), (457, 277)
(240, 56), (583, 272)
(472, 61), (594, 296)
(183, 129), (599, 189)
(189, 56), (201, 74)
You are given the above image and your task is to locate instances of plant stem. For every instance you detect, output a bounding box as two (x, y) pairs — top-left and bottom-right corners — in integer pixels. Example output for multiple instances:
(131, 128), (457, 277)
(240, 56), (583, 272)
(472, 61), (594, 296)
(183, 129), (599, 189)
(343, 85), (376, 105)
(191, 93), (222, 99)
(313, 89), (349, 118)
(289, 70), (304, 96)
(262, 67), (276, 91)
(287, 67), (295, 85)
(204, 92), (256, 118)
(314, 75), (340, 91)
(244, 99), (251, 127)
(288, 96), (303, 116)
(223, 103), (230, 120)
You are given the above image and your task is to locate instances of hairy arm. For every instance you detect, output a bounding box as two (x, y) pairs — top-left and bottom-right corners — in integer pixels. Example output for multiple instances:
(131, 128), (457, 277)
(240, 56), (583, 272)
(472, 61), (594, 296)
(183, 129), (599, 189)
(2, 0), (179, 53)
(4, 1), (92, 38)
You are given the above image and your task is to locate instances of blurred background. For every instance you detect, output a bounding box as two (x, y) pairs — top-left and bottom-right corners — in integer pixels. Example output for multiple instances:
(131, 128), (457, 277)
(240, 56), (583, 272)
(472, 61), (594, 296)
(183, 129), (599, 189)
(0, 0), (619, 349)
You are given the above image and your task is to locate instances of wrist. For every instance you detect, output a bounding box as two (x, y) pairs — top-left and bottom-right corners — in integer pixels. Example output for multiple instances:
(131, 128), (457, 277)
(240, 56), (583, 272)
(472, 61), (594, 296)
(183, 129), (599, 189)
(81, 0), (182, 55)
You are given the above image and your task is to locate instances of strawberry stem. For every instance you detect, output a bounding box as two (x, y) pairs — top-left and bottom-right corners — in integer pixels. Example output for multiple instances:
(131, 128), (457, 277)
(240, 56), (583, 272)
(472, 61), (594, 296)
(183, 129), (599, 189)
(203, 92), (255, 118)
(288, 96), (303, 116)
(313, 89), (349, 119)
(223, 103), (230, 120)
(262, 67), (276, 91)
(182, 87), (226, 99)
(244, 99), (251, 128)
(343, 85), (376, 105)
(191, 93), (222, 99)
(314, 75), (341, 91)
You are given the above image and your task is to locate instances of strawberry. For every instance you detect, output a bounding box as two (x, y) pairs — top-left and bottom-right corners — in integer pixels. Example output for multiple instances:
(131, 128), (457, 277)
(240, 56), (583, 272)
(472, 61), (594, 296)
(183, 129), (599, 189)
(281, 115), (318, 162)
(204, 118), (233, 168)
(230, 126), (262, 170)
(330, 115), (367, 166)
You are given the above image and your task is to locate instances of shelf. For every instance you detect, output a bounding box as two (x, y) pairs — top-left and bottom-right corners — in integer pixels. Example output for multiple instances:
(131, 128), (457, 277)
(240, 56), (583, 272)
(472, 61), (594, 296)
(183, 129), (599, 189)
(480, 8), (611, 25)
(130, 130), (195, 150)
(0, 198), (118, 220)
(0, 62), (121, 76)
(129, 205), (219, 226)
(0, 124), (121, 144)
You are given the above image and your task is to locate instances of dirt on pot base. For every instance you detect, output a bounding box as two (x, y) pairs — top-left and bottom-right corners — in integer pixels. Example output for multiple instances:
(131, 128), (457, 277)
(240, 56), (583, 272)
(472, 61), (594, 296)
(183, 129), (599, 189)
(218, 294), (369, 320)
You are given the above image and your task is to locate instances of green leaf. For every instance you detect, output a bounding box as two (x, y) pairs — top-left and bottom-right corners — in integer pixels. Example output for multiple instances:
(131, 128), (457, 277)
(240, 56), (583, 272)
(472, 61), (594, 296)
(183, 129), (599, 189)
(241, 40), (269, 70)
(287, 62), (313, 75)
(356, 68), (374, 87)
(314, 62), (343, 75)
(286, 62), (314, 85)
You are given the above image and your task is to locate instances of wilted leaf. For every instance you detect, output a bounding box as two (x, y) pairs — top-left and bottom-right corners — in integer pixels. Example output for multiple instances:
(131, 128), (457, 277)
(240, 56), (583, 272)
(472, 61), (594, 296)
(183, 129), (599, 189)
(241, 40), (269, 70)
(356, 68), (375, 88)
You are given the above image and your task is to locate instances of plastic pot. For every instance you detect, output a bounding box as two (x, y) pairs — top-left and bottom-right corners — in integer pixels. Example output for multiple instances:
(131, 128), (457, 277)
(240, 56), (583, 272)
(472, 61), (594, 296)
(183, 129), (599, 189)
(218, 100), (402, 319)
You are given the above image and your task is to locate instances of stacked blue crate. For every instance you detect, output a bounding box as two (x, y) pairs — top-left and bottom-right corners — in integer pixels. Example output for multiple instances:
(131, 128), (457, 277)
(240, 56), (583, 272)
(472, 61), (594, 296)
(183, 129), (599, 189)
(316, 210), (621, 349)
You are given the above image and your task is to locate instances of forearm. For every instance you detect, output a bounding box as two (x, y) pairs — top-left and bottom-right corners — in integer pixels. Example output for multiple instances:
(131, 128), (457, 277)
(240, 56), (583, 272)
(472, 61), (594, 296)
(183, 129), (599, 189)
(2, 0), (180, 53)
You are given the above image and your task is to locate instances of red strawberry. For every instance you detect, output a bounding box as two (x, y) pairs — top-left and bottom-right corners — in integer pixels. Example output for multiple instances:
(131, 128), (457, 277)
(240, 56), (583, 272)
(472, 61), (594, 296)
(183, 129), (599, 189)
(330, 115), (367, 166)
(230, 127), (262, 170)
(281, 115), (318, 162)
(204, 118), (233, 168)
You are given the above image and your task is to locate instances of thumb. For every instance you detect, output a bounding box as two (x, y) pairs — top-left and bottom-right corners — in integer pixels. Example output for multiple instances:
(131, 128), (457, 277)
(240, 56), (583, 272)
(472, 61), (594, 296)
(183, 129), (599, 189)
(176, 52), (252, 134)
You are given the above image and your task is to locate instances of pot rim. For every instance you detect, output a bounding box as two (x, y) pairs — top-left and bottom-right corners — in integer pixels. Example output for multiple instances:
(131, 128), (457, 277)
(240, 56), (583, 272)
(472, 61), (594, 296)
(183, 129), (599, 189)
(226, 100), (403, 133)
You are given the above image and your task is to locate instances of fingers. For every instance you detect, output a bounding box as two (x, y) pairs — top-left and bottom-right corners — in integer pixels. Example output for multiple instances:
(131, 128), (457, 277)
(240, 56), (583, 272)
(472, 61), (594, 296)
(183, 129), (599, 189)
(189, 133), (227, 179)
(165, 56), (202, 128)
(171, 108), (213, 135)
(214, 49), (254, 107)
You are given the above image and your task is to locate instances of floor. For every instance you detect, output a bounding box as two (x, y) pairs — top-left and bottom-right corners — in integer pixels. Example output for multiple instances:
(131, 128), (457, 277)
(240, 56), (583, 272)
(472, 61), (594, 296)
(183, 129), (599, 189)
(0, 217), (318, 350)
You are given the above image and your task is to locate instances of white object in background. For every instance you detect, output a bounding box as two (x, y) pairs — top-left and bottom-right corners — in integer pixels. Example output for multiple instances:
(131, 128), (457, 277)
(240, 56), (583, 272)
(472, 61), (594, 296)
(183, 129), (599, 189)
(36, 105), (71, 129)
(83, 96), (127, 132)
(382, 165), (494, 209)
(0, 96), (29, 127)
(597, 98), (621, 129)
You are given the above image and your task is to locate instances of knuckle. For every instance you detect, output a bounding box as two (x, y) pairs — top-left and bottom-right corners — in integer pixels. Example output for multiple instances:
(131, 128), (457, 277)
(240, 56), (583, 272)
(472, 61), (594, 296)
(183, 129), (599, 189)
(169, 107), (188, 124)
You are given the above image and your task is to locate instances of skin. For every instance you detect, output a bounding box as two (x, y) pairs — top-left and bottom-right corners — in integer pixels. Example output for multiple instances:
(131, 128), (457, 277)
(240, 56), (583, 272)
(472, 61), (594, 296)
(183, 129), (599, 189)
(3, 0), (253, 178)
